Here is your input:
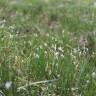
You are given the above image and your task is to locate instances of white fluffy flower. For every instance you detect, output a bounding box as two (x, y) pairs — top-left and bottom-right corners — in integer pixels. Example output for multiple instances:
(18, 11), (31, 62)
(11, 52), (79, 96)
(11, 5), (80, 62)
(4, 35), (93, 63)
(9, 34), (13, 39)
(5, 81), (12, 89)
(92, 72), (96, 78)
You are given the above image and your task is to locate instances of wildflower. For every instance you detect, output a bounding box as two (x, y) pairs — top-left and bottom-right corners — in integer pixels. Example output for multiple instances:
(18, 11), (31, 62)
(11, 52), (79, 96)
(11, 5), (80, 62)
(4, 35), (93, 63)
(35, 54), (39, 58)
(5, 81), (12, 89)
(79, 51), (82, 56)
(73, 48), (78, 54)
(21, 59), (24, 63)
(61, 54), (64, 58)
(54, 51), (59, 59)
(44, 50), (47, 54)
(8, 25), (15, 30)
(9, 34), (13, 39)
(39, 45), (43, 49)
(34, 53), (39, 59)
(44, 43), (47, 47)
(92, 72), (96, 78)
(52, 44), (56, 51)
(15, 56), (18, 61)
(34, 33), (38, 37)
(58, 46), (64, 52)
(86, 80), (90, 84)
(71, 87), (78, 91)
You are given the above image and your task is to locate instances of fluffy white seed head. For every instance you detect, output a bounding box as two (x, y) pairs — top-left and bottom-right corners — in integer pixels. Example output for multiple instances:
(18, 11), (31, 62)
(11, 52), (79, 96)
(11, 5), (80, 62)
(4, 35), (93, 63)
(5, 81), (12, 89)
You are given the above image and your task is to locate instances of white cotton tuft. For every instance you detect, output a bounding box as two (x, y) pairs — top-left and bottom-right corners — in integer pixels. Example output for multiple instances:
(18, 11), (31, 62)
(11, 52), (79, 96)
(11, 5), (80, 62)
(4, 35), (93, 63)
(5, 81), (12, 89)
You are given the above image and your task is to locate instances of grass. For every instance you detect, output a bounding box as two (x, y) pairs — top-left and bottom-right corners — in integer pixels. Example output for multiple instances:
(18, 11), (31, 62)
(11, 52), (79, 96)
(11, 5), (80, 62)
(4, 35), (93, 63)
(0, 0), (96, 96)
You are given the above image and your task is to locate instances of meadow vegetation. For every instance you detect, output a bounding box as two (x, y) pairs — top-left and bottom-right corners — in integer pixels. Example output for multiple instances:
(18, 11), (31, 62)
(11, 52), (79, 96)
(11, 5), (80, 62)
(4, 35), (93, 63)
(0, 0), (96, 96)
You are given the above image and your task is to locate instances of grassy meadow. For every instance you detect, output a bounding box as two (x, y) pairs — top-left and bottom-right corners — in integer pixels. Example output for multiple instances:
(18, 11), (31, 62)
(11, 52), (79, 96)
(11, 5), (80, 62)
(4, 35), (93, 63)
(0, 0), (96, 96)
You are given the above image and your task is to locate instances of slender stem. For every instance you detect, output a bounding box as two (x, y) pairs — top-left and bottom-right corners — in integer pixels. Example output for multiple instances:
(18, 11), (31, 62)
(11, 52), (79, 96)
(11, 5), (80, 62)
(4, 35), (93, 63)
(17, 78), (59, 91)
